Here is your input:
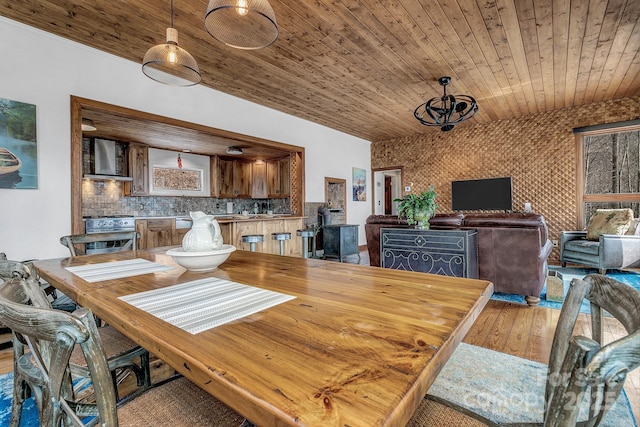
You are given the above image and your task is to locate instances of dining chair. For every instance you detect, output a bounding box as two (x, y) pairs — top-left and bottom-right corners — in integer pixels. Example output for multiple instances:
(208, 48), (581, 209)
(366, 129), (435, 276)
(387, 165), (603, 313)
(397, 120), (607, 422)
(59, 231), (139, 257)
(407, 274), (640, 427)
(0, 275), (247, 427)
(57, 232), (152, 400)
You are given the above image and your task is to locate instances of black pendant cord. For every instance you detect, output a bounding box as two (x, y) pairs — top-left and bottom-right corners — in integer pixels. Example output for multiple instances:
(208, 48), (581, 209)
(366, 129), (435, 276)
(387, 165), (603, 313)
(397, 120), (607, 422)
(170, 0), (174, 29)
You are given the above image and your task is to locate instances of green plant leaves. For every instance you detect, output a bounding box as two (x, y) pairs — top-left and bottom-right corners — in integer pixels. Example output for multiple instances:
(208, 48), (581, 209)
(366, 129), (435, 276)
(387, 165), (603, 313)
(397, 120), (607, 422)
(394, 185), (438, 225)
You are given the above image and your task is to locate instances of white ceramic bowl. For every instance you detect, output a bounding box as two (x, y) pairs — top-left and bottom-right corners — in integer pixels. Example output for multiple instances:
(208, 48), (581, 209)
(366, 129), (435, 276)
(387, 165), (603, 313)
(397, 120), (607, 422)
(166, 245), (236, 272)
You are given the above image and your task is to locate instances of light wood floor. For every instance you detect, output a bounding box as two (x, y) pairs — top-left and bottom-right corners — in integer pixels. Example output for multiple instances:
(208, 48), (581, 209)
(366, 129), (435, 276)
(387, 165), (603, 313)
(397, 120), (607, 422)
(0, 252), (637, 423)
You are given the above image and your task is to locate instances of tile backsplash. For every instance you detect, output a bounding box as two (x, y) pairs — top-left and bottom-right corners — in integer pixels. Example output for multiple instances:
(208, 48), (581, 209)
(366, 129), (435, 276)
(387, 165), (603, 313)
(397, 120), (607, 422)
(82, 180), (290, 217)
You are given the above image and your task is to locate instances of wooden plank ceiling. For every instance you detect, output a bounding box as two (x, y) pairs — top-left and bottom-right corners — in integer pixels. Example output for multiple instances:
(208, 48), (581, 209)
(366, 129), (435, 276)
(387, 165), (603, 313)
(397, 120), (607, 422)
(1, 0), (639, 143)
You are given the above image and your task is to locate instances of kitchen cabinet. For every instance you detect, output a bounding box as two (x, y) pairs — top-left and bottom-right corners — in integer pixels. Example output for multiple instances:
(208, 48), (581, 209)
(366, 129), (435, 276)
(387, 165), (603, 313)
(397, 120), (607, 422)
(124, 143), (148, 196)
(175, 227), (189, 245)
(210, 155), (219, 197)
(251, 161), (268, 199)
(267, 157), (290, 198)
(228, 217), (304, 256)
(217, 158), (252, 198)
(136, 218), (176, 249)
(234, 160), (252, 198)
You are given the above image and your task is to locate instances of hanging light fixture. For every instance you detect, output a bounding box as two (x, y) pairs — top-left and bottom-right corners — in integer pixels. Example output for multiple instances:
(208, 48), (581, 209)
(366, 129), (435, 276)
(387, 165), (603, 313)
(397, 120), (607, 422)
(142, 0), (201, 86)
(204, 0), (278, 50)
(414, 77), (478, 131)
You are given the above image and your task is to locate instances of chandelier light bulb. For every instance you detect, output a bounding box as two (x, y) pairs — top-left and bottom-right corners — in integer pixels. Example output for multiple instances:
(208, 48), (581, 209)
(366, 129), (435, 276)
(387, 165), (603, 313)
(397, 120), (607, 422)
(236, 0), (249, 16)
(168, 49), (177, 64)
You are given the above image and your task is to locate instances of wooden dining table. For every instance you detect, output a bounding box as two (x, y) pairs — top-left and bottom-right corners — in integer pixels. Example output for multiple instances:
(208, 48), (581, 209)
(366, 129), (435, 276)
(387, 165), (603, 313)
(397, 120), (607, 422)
(34, 247), (493, 427)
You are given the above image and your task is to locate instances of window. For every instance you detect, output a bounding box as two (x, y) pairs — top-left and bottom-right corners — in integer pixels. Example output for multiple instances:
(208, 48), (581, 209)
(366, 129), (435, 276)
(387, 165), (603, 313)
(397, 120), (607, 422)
(576, 123), (640, 227)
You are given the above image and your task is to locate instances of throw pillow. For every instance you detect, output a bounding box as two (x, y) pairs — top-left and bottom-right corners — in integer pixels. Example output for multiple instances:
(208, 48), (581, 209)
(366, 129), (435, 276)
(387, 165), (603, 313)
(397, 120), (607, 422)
(626, 218), (640, 236)
(586, 209), (634, 241)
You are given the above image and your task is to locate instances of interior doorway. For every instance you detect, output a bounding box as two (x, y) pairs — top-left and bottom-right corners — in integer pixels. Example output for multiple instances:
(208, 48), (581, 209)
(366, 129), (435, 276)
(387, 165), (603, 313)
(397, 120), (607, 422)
(372, 168), (403, 216)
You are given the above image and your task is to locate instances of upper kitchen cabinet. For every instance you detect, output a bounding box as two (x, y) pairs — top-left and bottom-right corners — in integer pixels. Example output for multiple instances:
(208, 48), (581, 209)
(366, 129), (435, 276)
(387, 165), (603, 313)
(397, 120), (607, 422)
(267, 156), (290, 198)
(124, 143), (148, 196)
(217, 157), (252, 198)
(251, 161), (268, 199)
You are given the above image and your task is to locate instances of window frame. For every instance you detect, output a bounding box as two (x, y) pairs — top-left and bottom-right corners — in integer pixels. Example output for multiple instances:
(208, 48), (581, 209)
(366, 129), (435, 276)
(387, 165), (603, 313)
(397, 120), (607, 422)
(575, 123), (640, 228)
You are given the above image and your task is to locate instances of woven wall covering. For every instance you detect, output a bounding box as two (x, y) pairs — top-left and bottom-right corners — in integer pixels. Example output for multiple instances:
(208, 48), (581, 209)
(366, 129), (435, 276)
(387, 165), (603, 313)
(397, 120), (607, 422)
(371, 96), (640, 264)
(290, 152), (300, 215)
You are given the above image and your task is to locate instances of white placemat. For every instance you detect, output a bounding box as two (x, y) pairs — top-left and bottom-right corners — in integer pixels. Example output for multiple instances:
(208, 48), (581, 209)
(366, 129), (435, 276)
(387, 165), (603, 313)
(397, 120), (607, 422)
(65, 258), (173, 283)
(118, 278), (296, 334)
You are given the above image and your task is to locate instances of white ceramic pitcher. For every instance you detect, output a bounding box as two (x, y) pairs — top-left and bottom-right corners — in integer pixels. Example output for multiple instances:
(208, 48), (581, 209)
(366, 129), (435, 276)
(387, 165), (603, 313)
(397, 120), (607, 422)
(182, 211), (223, 252)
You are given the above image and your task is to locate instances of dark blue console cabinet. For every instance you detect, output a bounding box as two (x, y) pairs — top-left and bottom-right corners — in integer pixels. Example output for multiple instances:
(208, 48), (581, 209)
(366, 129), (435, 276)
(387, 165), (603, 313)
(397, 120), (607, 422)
(380, 228), (478, 278)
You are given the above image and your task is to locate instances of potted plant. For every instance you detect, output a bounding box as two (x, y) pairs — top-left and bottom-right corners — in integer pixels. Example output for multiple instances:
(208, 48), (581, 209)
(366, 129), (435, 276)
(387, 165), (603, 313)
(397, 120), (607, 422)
(395, 185), (438, 229)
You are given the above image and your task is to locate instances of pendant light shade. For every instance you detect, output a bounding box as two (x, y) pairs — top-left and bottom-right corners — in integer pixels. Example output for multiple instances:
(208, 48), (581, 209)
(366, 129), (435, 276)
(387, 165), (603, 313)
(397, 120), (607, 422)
(204, 0), (278, 50)
(142, 1), (201, 86)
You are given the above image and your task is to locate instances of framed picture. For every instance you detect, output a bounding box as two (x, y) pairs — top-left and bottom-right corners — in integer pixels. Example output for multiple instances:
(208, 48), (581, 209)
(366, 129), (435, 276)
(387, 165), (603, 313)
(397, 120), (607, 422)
(352, 167), (366, 201)
(0, 97), (37, 189)
(147, 147), (210, 196)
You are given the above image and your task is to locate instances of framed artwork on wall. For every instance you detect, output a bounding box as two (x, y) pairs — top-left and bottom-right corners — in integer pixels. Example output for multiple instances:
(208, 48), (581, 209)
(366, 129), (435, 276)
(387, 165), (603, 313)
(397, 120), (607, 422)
(0, 97), (37, 189)
(352, 167), (366, 201)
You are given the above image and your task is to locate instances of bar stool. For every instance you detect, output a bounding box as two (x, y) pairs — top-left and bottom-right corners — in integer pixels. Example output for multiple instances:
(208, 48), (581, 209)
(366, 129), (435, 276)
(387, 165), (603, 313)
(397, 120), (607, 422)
(241, 234), (264, 252)
(272, 232), (291, 256)
(296, 229), (315, 259)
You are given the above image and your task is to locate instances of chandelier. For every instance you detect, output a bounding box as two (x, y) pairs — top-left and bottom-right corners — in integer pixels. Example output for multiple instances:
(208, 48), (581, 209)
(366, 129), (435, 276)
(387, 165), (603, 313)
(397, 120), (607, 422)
(414, 77), (478, 131)
(142, 0), (201, 86)
(204, 0), (278, 50)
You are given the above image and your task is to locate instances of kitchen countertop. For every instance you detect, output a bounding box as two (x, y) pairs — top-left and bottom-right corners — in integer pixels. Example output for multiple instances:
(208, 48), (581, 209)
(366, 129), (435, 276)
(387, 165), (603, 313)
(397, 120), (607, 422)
(135, 215), (306, 222)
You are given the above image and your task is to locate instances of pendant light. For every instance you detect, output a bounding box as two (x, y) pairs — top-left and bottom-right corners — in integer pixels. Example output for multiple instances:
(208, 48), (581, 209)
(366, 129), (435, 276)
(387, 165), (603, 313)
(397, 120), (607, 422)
(142, 0), (201, 86)
(204, 0), (278, 50)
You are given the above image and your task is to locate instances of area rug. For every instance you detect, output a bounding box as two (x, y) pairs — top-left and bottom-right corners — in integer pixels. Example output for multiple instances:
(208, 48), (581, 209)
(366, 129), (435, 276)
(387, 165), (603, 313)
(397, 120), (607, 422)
(490, 267), (640, 313)
(428, 342), (637, 426)
(2, 344), (636, 427)
(0, 372), (39, 426)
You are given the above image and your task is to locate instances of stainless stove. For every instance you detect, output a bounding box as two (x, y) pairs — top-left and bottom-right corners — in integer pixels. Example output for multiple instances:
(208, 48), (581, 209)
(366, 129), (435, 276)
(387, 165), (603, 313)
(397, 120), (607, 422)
(85, 216), (136, 233)
(84, 216), (136, 254)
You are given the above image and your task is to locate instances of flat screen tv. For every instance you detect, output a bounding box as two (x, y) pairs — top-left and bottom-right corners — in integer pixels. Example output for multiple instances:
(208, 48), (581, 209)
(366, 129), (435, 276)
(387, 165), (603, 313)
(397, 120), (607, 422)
(451, 177), (513, 211)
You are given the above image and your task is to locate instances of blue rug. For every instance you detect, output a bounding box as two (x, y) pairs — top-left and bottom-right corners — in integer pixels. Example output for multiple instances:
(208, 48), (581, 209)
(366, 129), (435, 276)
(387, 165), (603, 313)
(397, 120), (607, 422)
(429, 342), (637, 426)
(490, 267), (640, 313)
(0, 346), (636, 426)
(0, 373), (39, 426)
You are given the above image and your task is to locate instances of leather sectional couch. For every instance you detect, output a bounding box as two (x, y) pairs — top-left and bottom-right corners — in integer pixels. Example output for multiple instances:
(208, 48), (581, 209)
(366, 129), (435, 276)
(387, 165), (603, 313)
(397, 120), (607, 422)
(365, 213), (554, 305)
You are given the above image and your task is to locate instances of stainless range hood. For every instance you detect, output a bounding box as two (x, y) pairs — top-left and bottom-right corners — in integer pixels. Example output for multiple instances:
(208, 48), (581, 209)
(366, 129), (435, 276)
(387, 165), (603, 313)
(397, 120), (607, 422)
(84, 138), (133, 181)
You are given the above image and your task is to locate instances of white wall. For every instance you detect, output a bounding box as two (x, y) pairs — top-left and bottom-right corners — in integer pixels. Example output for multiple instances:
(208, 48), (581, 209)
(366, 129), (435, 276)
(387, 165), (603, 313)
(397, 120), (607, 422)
(0, 17), (371, 261)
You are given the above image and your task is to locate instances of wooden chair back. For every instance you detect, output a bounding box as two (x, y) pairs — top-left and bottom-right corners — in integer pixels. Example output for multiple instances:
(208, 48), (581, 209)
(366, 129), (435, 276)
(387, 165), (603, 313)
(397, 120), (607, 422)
(59, 232), (139, 257)
(0, 277), (118, 426)
(544, 274), (640, 426)
(0, 260), (35, 281)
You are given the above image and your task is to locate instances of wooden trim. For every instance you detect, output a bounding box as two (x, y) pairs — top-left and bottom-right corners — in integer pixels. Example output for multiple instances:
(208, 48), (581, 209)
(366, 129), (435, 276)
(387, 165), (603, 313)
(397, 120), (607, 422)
(583, 194), (640, 202)
(71, 96), (300, 151)
(70, 96), (306, 234)
(70, 98), (84, 235)
(324, 177), (347, 220)
(575, 123), (640, 228)
(575, 133), (585, 229)
(574, 120), (640, 135)
(294, 151), (305, 217)
(371, 166), (404, 213)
